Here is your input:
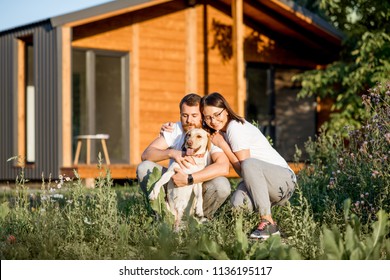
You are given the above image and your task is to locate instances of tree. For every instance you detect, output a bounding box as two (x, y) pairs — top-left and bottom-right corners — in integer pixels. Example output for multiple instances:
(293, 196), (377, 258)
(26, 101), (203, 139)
(293, 0), (390, 135)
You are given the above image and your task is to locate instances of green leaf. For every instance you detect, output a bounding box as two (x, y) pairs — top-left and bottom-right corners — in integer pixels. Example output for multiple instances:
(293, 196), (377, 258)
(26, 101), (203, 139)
(322, 226), (345, 259)
(364, 210), (389, 259)
(0, 202), (10, 220)
(146, 167), (174, 224)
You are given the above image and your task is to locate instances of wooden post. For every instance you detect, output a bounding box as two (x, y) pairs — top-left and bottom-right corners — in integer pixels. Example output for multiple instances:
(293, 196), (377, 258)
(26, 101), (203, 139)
(130, 24), (140, 165)
(17, 39), (26, 163)
(58, 26), (72, 167)
(186, 6), (197, 93)
(232, 0), (245, 116)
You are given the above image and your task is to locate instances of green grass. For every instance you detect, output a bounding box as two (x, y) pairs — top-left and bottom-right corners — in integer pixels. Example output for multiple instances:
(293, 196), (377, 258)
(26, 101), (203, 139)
(1, 82), (389, 260)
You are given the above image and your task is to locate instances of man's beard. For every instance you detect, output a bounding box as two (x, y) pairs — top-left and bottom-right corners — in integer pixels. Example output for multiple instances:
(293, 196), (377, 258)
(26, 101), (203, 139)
(183, 122), (201, 132)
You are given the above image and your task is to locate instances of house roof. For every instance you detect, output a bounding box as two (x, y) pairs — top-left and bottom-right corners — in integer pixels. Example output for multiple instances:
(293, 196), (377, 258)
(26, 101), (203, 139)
(50, 0), (343, 63)
(212, 0), (343, 62)
(50, 0), (343, 38)
(50, 0), (167, 28)
(2, 0), (343, 62)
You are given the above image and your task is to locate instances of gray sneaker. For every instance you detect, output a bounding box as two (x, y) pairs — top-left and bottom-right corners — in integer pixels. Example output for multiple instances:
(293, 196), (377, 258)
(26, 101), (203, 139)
(250, 220), (280, 240)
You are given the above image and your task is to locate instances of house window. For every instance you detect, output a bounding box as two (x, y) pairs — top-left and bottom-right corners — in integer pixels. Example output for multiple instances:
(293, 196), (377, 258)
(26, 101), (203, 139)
(26, 44), (35, 163)
(72, 49), (129, 164)
(16, 36), (35, 164)
(245, 64), (316, 161)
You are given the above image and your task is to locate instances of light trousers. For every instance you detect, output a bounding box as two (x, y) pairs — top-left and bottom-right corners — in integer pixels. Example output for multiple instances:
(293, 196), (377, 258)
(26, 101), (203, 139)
(231, 158), (296, 215)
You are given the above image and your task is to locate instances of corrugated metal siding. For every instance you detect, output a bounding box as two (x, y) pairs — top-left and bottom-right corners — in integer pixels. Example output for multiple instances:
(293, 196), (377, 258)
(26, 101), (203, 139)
(0, 21), (60, 181)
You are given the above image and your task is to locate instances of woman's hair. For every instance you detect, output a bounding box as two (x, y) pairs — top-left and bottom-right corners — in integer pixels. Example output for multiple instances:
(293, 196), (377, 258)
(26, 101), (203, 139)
(200, 92), (245, 124)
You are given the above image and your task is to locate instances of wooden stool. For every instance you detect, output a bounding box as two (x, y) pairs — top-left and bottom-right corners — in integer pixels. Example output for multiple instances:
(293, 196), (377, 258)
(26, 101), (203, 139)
(73, 134), (111, 165)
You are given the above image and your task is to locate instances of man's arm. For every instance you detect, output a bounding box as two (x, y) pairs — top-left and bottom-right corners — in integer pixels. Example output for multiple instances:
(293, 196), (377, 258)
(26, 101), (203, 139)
(141, 135), (183, 163)
(172, 151), (230, 187)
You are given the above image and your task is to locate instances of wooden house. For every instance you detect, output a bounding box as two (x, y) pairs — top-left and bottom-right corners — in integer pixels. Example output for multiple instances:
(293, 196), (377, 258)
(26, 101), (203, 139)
(0, 0), (343, 182)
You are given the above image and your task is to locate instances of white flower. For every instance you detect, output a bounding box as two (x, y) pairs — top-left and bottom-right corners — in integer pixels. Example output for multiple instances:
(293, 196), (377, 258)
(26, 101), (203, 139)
(84, 217), (94, 225)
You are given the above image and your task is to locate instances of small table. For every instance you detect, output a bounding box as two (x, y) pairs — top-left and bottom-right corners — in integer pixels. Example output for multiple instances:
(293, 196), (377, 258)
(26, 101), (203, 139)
(73, 134), (111, 165)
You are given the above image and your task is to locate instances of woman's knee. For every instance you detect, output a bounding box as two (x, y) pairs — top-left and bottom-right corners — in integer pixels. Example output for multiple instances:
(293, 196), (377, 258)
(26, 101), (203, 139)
(241, 158), (260, 178)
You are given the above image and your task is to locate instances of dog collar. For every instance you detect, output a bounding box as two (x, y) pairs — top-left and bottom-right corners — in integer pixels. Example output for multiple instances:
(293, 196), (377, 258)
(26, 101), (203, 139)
(191, 153), (206, 158)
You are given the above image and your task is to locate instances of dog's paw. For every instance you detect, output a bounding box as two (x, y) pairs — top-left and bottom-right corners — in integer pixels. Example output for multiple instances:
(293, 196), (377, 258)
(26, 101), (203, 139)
(195, 207), (204, 218)
(195, 201), (204, 217)
(148, 190), (159, 200)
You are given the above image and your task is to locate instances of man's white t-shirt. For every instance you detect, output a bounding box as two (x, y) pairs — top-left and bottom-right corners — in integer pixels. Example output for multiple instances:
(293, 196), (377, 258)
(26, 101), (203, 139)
(224, 120), (290, 169)
(163, 122), (222, 165)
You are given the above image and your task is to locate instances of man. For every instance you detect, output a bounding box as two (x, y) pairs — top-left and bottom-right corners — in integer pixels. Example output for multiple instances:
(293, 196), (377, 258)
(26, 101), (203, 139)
(137, 93), (231, 218)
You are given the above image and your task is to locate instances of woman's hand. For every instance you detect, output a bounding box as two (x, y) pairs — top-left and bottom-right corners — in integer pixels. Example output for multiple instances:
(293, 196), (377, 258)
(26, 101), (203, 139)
(160, 122), (175, 136)
(210, 131), (228, 148)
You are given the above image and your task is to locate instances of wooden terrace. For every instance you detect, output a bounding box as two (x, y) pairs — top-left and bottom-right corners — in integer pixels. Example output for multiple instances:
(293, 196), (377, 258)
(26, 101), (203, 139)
(61, 163), (305, 181)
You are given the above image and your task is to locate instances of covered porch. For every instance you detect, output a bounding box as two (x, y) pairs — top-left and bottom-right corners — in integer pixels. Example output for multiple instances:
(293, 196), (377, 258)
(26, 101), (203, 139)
(60, 163), (304, 181)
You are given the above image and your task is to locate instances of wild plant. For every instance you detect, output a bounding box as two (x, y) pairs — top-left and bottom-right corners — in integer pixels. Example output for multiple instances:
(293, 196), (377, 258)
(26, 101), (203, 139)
(296, 81), (390, 230)
(321, 199), (390, 260)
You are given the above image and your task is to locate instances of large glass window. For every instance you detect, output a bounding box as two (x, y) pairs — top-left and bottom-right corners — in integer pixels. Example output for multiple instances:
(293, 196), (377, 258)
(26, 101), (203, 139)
(72, 49), (129, 164)
(25, 43), (35, 163)
(16, 37), (35, 165)
(246, 64), (315, 161)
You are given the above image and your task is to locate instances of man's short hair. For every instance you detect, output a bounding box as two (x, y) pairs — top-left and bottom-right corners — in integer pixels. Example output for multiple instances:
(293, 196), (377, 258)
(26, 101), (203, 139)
(179, 93), (201, 111)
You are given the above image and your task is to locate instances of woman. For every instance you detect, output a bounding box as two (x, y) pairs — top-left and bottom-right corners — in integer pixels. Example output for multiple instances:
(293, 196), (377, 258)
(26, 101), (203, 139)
(200, 92), (296, 239)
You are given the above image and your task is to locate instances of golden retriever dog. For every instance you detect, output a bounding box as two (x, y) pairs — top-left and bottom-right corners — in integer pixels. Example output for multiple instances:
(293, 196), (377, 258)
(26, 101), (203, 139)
(149, 128), (211, 230)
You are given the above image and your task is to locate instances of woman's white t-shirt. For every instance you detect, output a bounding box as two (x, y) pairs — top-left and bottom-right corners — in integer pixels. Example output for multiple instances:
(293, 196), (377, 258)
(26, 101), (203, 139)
(224, 120), (290, 169)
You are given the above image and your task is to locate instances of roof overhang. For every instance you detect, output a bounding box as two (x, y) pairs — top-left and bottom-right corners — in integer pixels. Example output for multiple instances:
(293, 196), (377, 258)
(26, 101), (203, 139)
(51, 0), (174, 28)
(50, 0), (343, 63)
(213, 0), (343, 63)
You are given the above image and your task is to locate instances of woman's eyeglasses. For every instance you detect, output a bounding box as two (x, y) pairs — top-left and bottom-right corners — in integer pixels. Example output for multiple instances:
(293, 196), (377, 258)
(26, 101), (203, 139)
(204, 108), (225, 122)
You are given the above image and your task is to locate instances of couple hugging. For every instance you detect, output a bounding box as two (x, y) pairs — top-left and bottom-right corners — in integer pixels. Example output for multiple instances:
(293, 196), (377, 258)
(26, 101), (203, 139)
(137, 93), (296, 239)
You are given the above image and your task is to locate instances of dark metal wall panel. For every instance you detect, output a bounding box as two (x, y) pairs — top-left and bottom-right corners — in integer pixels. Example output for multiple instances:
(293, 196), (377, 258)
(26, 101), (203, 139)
(0, 21), (60, 181)
(0, 32), (17, 182)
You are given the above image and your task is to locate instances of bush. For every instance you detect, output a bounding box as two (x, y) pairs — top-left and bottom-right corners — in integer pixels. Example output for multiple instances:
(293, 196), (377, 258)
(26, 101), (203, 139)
(0, 83), (389, 260)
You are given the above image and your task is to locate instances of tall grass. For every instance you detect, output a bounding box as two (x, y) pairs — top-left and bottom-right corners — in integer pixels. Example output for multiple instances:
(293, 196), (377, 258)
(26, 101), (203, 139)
(1, 82), (389, 260)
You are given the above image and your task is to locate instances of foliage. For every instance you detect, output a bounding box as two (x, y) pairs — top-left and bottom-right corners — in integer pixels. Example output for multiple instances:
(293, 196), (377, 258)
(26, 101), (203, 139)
(295, 82), (390, 228)
(1, 83), (389, 259)
(293, 0), (390, 135)
(322, 200), (390, 260)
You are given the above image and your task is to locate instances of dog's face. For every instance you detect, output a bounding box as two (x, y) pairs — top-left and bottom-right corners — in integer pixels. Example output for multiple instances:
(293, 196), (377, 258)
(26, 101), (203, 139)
(182, 128), (211, 155)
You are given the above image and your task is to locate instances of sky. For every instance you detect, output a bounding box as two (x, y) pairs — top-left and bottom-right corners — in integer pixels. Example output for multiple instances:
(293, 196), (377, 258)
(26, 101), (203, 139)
(0, 0), (114, 32)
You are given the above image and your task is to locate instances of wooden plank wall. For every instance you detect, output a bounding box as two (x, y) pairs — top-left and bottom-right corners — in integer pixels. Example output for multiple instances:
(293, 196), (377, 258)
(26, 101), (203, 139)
(69, 2), (322, 170)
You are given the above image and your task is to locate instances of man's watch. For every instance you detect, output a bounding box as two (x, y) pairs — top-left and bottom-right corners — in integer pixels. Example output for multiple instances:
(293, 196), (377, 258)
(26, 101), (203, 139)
(187, 174), (194, 185)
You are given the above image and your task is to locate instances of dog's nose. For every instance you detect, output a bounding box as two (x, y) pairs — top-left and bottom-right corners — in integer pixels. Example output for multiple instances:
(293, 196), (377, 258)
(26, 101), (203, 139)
(187, 140), (193, 146)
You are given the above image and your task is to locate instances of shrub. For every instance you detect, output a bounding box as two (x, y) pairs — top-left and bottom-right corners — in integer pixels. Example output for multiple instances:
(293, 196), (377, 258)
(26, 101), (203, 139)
(0, 83), (389, 260)
(296, 82), (390, 229)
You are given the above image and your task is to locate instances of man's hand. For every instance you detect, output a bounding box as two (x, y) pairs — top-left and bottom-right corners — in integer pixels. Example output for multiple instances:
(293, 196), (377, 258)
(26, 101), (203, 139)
(172, 168), (189, 187)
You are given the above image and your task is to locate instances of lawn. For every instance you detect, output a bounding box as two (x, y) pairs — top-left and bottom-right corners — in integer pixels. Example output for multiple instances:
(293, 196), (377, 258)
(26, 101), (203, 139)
(1, 83), (389, 260)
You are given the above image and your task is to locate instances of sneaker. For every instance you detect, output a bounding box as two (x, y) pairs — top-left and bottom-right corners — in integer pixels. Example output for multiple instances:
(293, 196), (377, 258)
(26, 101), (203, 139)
(250, 220), (280, 240)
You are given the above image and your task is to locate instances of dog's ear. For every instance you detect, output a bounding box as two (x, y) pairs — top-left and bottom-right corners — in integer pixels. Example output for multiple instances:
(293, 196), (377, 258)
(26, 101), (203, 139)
(181, 136), (186, 151)
(181, 132), (189, 151)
